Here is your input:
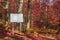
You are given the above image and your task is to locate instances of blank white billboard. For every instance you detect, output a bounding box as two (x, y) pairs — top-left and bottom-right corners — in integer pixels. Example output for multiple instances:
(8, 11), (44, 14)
(10, 13), (23, 22)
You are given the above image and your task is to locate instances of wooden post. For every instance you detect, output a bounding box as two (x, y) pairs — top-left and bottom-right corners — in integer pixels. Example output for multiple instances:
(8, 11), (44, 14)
(12, 23), (14, 35)
(20, 22), (22, 34)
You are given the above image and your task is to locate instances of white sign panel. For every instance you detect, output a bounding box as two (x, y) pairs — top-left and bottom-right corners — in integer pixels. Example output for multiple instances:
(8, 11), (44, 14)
(10, 14), (23, 22)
